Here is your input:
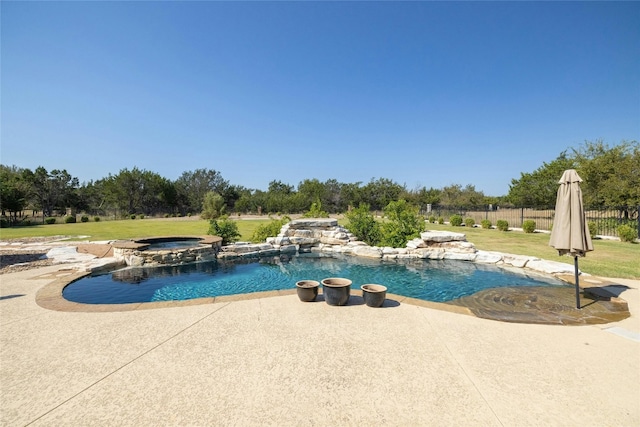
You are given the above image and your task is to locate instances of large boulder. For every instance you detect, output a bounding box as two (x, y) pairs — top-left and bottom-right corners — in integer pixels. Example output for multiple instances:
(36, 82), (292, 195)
(420, 230), (467, 242)
(288, 218), (338, 229)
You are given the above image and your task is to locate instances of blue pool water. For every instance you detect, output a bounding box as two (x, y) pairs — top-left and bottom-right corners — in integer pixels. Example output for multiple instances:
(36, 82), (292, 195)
(62, 253), (567, 305)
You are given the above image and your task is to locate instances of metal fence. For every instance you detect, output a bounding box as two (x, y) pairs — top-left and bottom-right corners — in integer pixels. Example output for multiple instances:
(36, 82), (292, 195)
(421, 205), (640, 238)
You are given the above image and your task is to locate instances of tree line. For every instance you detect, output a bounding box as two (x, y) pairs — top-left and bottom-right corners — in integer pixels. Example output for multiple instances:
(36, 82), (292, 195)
(1, 140), (637, 226)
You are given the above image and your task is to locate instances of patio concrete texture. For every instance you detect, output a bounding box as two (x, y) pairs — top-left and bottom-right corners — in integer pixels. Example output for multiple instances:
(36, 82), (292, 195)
(1, 265), (638, 426)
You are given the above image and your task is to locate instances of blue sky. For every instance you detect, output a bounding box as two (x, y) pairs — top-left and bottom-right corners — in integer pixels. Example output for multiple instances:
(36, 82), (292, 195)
(2, 1), (639, 196)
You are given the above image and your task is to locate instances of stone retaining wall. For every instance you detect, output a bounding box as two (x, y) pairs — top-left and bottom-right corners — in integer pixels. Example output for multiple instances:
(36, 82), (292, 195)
(220, 219), (579, 277)
(113, 236), (222, 267)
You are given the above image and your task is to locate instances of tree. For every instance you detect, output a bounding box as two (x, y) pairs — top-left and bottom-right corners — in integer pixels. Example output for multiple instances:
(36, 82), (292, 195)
(507, 152), (575, 207)
(25, 167), (79, 221)
(323, 178), (345, 213)
(297, 179), (327, 212)
(265, 180), (296, 213)
(0, 165), (29, 224)
(439, 184), (485, 209)
(404, 186), (441, 212)
(175, 169), (229, 214)
(201, 191), (226, 219)
(340, 182), (363, 211)
(572, 140), (640, 210)
(361, 178), (405, 211)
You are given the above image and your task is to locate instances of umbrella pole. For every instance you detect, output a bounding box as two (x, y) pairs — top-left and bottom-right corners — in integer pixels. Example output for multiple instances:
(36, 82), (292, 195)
(574, 256), (581, 309)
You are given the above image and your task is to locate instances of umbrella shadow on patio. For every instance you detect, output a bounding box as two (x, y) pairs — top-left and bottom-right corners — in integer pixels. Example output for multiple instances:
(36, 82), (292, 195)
(582, 284), (631, 301)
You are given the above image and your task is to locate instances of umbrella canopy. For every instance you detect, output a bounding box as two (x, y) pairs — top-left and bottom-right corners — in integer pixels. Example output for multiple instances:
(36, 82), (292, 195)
(549, 169), (594, 257)
(549, 169), (593, 309)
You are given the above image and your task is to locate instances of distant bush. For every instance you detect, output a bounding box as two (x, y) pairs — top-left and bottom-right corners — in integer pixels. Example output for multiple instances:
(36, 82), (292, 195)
(437, 217), (444, 224)
(208, 215), (241, 245)
(464, 218), (475, 228)
(94, 216), (101, 222)
(588, 221), (598, 238)
(617, 224), (638, 243)
(139, 214), (145, 219)
(251, 216), (291, 243)
(164, 213), (170, 218)
(187, 212), (192, 217)
(481, 219), (492, 229)
(81, 216), (89, 223)
(449, 215), (463, 226)
(428, 215), (436, 224)
(496, 220), (509, 231)
(130, 214), (136, 220)
(522, 220), (536, 233)
(0, 218), (8, 228)
(65, 216), (76, 223)
(45, 217), (56, 224)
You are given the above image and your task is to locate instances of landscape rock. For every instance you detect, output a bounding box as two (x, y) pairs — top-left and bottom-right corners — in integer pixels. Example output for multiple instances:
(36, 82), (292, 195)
(421, 230), (467, 242)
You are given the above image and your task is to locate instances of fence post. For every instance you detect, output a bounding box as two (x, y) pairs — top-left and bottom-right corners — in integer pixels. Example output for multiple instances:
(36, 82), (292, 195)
(520, 208), (524, 228)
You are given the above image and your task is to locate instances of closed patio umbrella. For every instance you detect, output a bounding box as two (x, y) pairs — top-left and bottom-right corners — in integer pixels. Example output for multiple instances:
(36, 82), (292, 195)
(549, 169), (594, 309)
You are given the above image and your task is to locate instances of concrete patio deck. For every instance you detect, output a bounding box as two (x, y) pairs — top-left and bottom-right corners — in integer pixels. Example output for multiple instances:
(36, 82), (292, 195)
(1, 265), (638, 426)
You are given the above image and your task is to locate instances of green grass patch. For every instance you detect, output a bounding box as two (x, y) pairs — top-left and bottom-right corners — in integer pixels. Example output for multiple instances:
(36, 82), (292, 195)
(428, 224), (639, 280)
(0, 217), (275, 242)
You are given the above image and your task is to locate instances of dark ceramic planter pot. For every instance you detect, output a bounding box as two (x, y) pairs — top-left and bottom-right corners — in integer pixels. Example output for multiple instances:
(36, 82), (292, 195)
(296, 280), (319, 302)
(321, 277), (352, 306)
(361, 284), (387, 308)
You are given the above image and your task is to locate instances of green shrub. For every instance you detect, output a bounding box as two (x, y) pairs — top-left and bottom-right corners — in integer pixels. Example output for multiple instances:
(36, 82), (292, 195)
(522, 220), (536, 233)
(464, 218), (475, 228)
(208, 215), (241, 245)
(617, 224), (638, 243)
(251, 216), (291, 243)
(496, 220), (509, 231)
(164, 213), (170, 218)
(449, 215), (463, 226)
(80, 216), (89, 223)
(428, 215), (436, 224)
(345, 203), (381, 246)
(187, 212), (192, 217)
(139, 214), (145, 219)
(130, 214), (136, 220)
(303, 200), (329, 218)
(0, 218), (8, 228)
(588, 221), (598, 238)
(45, 217), (56, 224)
(64, 216), (76, 223)
(437, 217), (444, 224)
(379, 200), (423, 248)
(94, 216), (101, 222)
(21, 219), (32, 226)
(481, 219), (492, 229)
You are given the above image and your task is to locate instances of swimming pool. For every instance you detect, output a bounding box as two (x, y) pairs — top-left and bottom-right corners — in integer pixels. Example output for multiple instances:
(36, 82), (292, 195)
(62, 253), (567, 304)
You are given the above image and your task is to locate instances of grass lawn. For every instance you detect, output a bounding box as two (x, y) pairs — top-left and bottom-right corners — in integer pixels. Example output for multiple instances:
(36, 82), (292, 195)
(1, 217), (638, 280)
(427, 223), (639, 280)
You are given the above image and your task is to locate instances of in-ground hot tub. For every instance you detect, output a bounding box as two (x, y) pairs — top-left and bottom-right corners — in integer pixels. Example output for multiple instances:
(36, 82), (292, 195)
(112, 236), (223, 267)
